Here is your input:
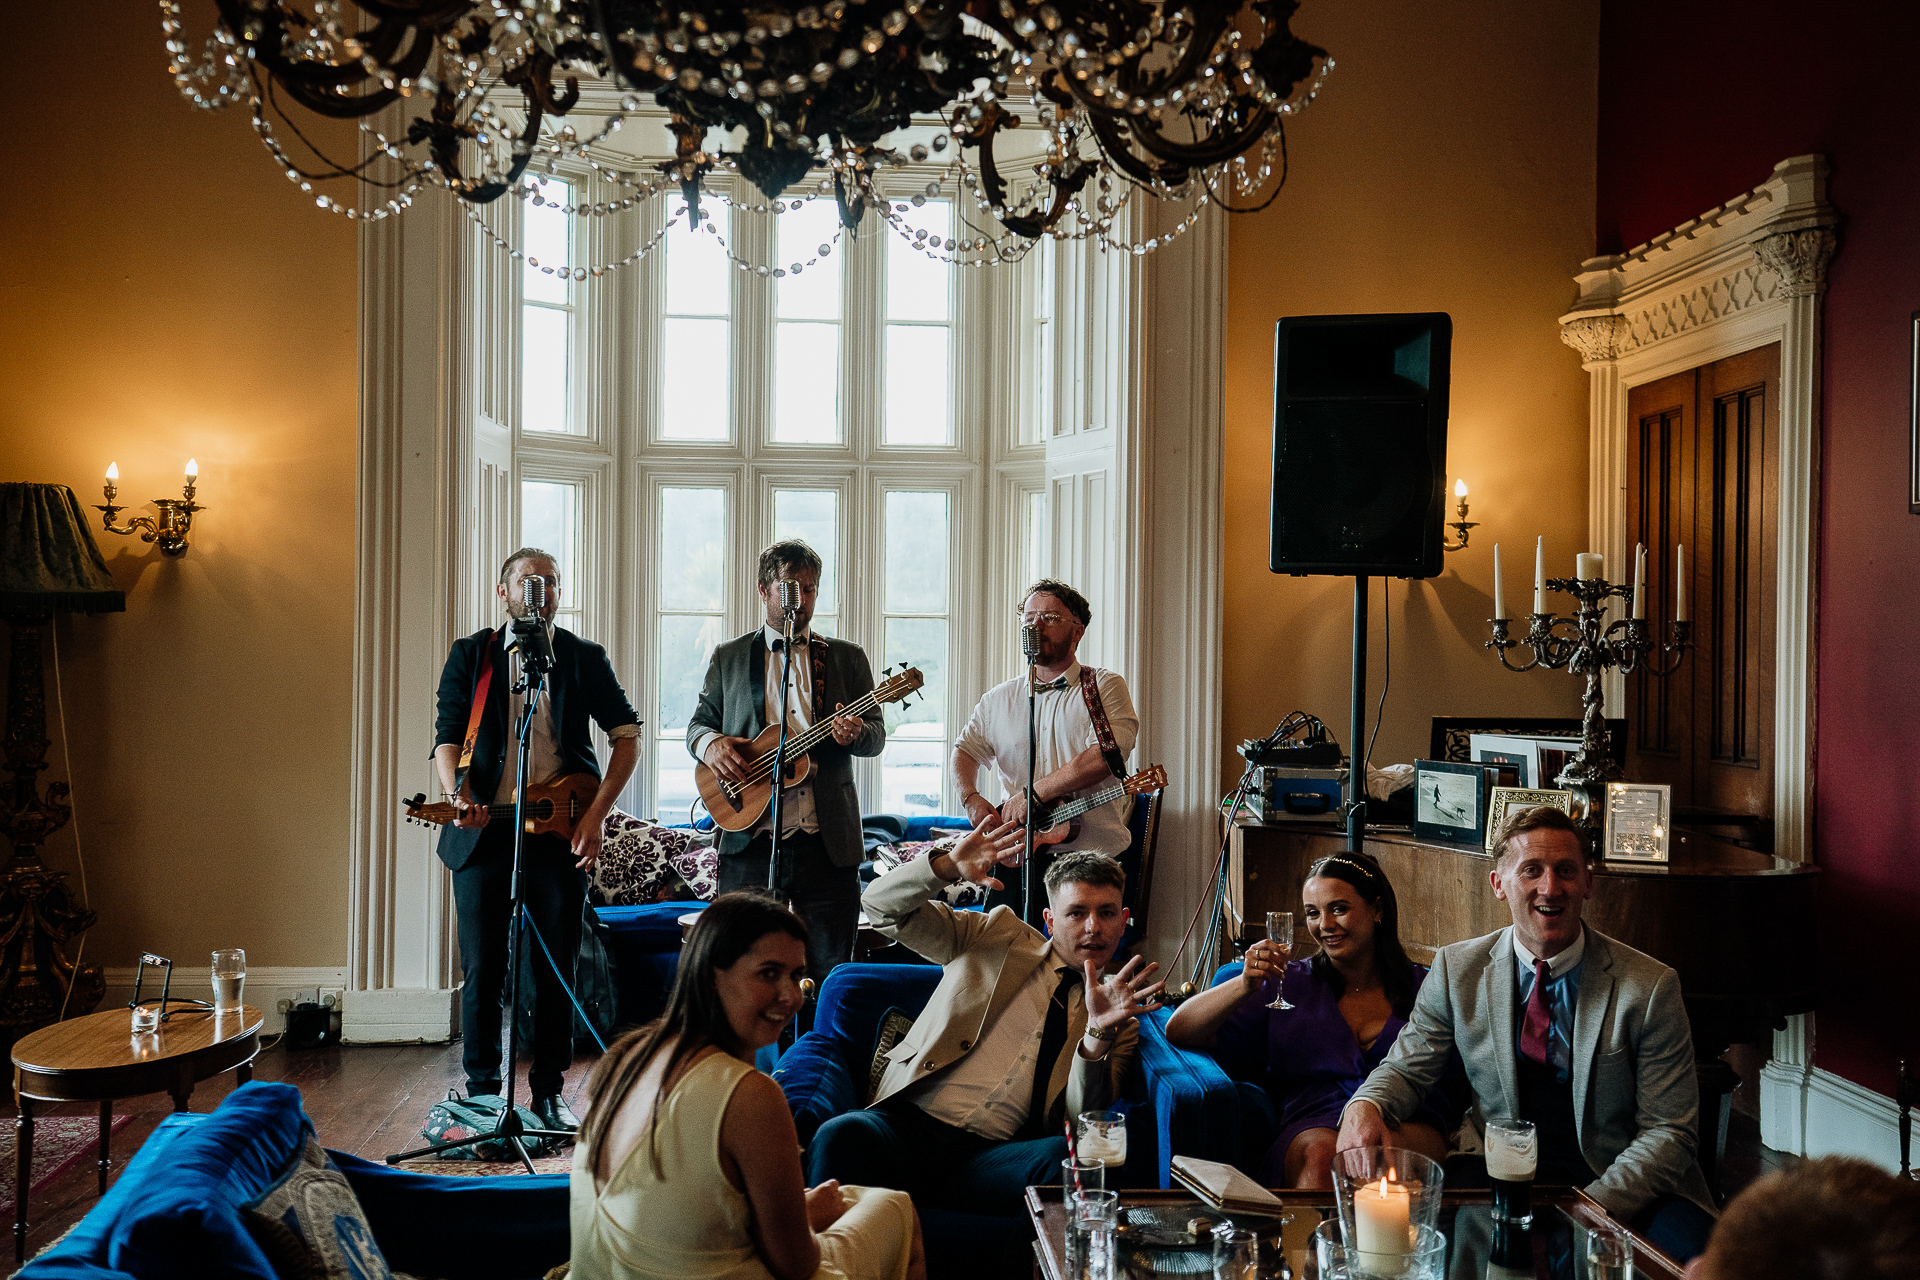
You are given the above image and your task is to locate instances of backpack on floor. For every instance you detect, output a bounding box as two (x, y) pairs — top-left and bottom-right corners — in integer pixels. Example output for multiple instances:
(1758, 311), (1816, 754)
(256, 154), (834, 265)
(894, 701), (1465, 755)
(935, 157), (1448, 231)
(420, 1090), (563, 1160)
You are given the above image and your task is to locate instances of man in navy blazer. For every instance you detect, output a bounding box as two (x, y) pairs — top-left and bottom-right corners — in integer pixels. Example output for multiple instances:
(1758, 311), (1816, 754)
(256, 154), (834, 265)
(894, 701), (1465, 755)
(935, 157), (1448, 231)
(687, 539), (884, 982)
(432, 548), (639, 1130)
(1339, 805), (1717, 1262)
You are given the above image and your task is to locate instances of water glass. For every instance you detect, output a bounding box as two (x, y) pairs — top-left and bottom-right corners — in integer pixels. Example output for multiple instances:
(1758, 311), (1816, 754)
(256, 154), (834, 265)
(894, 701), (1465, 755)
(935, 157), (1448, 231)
(1310, 1219), (1353, 1279)
(1484, 1118), (1539, 1227)
(1587, 1218), (1634, 1280)
(1065, 1188), (1118, 1280)
(1077, 1109), (1127, 1171)
(211, 948), (246, 1011)
(1213, 1225), (1259, 1280)
(1061, 1156), (1105, 1196)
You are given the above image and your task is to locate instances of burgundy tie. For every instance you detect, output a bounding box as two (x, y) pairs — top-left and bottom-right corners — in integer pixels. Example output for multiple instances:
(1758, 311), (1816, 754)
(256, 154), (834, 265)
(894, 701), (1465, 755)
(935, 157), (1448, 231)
(1520, 959), (1552, 1066)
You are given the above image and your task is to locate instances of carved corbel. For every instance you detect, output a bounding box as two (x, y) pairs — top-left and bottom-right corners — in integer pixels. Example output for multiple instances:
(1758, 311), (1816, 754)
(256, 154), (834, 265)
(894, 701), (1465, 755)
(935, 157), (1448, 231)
(1753, 227), (1838, 297)
(1559, 314), (1630, 364)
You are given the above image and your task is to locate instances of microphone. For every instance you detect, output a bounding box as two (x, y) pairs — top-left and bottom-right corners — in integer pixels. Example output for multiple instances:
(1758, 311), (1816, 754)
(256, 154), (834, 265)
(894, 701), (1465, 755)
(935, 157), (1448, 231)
(778, 578), (801, 617)
(511, 575), (555, 673)
(523, 575), (545, 616)
(1021, 623), (1041, 662)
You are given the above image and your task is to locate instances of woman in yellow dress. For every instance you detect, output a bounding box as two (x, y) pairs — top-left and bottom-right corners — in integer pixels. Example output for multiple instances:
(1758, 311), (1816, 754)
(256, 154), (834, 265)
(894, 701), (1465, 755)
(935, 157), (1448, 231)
(572, 893), (925, 1280)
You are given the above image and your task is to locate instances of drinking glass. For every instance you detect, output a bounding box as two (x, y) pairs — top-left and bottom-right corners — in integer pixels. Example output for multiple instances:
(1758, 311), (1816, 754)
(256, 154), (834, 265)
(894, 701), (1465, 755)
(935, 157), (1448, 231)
(1586, 1218), (1634, 1280)
(130, 1003), (160, 1033)
(1264, 911), (1295, 1010)
(1066, 1188), (1118, 1280)
(1310, 1219), (1353, 1279)
(1484, 1118), (1538, 1227)
(211, 948), (246, 1011)
(1213, 1225), (1259, 1280)
(1061, 1156), (1105, 1196)
(1076, 1109), (1127, 1172)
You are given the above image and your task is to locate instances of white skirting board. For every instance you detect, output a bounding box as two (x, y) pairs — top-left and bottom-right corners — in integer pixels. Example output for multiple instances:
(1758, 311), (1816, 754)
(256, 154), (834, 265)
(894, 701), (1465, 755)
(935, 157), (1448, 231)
(104, 966), (348, 1037)
(1760, 1060), (1905, 1171)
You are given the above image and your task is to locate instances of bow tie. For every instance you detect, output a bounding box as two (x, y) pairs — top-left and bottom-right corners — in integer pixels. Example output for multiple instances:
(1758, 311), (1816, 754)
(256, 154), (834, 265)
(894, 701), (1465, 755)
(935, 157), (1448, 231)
(1035, 675), (1070, 692)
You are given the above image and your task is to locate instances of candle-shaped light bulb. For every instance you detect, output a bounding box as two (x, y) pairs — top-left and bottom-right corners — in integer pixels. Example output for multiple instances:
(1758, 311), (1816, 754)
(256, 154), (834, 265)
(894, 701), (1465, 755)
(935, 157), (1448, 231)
(105, 462), (119, 483)
(1632, 544), (1646, 619)
(185, 458), (199, 478)
(1454, 478), (1469, 498)
(1675, 544), (1688, 622)
(1533, 536), (1545, 615)
(1492, 543), (1506, 620)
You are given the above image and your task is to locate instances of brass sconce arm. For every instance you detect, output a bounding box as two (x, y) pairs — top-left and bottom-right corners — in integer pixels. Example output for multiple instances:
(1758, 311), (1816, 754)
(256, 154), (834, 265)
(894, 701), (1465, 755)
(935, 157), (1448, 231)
(96, 466), (202, 557)
(1442, 492), (1477, 552)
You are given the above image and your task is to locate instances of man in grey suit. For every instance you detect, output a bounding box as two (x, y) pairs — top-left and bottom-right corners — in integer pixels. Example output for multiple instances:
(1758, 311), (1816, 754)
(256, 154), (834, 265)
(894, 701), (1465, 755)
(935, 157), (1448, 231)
(688, 539), (884, 982)
(1338, 805), (1717, 1262)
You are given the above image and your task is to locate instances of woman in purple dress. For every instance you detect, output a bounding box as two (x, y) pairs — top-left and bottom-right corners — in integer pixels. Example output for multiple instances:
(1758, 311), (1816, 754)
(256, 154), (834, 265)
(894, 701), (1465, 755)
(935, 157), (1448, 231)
(1165, 851), (1456, 1188)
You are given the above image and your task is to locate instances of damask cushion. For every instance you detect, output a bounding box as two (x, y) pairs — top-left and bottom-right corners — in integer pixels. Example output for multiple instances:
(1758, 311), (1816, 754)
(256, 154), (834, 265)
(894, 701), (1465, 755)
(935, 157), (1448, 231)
(245, 1135), (398, 1280)
(593, 809), (719, 904)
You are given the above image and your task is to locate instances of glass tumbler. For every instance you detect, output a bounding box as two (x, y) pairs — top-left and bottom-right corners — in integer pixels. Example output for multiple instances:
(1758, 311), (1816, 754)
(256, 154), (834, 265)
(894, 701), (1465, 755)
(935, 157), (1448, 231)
(211, 948), (246, 1011)
(1066, 1188), (1118, 1280)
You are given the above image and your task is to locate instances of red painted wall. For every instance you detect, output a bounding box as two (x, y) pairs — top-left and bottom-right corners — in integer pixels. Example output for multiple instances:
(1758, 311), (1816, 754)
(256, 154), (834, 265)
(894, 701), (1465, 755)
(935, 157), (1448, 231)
(1600, 2), (1920, 1096)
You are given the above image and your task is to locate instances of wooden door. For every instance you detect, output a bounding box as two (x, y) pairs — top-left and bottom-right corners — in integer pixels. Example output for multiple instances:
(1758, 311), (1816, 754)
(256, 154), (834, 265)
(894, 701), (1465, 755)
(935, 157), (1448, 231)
(1624, 345), (1778, 819)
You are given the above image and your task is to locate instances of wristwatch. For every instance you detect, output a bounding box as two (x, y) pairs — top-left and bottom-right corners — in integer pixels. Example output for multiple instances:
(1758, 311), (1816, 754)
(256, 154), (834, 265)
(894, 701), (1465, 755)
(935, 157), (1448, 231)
(1084, 1023), (1117, 1042)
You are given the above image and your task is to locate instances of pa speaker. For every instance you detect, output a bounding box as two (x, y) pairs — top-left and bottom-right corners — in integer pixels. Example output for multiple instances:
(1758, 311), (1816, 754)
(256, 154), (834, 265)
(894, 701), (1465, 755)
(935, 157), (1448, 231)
(1269, 312), (1452, 579)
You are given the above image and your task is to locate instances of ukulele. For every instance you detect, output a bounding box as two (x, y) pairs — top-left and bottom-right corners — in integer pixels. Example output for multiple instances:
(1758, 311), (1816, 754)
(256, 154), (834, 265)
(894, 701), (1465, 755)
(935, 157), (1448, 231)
(695, 666), (925, 832)
(1025, 765), (1169, 845)
(401, 773), (600, 839)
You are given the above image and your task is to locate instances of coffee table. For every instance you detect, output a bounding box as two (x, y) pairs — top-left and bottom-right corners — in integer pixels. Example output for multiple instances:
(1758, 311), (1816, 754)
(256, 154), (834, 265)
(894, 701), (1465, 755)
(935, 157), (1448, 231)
(10, 1000), (263, 1261)
(1025, 1185), (1684, 1279)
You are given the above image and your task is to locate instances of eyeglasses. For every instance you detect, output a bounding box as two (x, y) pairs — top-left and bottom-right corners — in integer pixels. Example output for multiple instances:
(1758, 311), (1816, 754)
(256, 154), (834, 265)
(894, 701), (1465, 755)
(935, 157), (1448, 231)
(1018, 611), (1069, 628)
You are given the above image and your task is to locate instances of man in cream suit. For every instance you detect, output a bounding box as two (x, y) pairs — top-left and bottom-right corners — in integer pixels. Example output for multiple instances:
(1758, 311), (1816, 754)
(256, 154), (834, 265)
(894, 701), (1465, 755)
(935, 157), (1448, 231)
(1339, 805), (1717, 1262)
(806, 826), (1162, 1220)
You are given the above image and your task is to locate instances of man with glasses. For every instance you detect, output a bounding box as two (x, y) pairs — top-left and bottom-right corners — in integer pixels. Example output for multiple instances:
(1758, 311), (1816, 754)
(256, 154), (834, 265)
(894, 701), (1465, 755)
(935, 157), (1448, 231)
(951, 579), (1139, 921)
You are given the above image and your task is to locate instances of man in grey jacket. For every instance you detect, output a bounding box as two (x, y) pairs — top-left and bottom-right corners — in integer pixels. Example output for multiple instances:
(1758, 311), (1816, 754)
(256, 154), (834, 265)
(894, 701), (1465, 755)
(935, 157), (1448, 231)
(688, 539), (884, 982)
(1338, 805), (1717, 1262)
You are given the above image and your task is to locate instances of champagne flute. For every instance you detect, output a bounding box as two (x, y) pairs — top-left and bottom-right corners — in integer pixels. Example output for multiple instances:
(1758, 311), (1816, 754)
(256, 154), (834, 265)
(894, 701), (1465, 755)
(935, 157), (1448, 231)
(1264, 911), (1295, 1010)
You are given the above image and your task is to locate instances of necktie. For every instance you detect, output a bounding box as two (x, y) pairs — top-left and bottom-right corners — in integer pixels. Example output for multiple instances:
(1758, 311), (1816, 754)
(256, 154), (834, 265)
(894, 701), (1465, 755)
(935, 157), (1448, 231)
(1519, 959), (1553, 1067)
(1026, 967), (1082, 1137)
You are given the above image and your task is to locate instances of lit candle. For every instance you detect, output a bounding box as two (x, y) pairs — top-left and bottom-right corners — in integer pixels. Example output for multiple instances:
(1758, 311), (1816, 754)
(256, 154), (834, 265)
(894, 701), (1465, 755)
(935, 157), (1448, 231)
(105, 462), (119, 483)
(1675, 544), (1688, 622)
(1632, 544), (1646, 620)
(1354, 1173), (1412, 1260)
(1575, 553), (1604, 581)
(1492, 544), (1506, 620)
(185, 458), (199, 478)
(1533, 537), (1544, 615)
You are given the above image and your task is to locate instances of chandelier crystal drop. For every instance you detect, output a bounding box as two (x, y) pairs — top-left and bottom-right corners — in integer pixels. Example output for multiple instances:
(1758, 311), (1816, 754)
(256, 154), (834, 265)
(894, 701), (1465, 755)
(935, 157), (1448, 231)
(160, 0), (1331, 273)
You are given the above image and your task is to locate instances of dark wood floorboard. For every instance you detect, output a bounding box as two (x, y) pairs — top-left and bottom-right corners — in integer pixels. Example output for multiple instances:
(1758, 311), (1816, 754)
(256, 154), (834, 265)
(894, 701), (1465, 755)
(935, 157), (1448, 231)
(6, 1041), (1795, 1264)
(4, 1039), (597, 1262)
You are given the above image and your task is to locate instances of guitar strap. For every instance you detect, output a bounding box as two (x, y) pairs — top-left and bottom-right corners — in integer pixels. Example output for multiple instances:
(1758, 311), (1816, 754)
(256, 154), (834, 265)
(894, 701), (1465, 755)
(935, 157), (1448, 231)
(1077, 667), (1127, 780)
(454, 627), (505, 787)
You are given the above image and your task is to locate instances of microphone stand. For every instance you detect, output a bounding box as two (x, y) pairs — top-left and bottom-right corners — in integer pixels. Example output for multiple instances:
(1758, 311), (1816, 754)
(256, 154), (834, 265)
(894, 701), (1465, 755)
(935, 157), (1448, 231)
(766, 599), (800, 897)
(1022, 639), (1040, 928)
(388, 620), (570, 1173)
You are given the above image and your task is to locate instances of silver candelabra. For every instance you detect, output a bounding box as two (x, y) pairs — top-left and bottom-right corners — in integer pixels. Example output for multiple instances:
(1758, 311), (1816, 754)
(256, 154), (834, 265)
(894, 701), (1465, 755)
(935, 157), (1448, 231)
(1486, 575), (1691, 828)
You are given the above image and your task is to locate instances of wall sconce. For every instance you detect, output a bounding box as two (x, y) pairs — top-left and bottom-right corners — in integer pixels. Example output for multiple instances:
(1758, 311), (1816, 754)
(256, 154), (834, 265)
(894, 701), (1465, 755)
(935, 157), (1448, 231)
(1442, 478), (1478, 552)
(96, 460), (203, 557)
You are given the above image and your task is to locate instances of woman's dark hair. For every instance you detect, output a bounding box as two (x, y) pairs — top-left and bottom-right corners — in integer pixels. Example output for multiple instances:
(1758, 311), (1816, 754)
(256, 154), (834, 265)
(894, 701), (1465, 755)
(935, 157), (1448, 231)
(579, 892), (809, 1176)
(1301, 851), (1419, 1018)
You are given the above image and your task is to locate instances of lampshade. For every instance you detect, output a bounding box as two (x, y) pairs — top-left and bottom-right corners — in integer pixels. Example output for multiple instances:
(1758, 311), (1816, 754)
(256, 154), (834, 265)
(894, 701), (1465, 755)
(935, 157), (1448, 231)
(0, 484), (126, 616)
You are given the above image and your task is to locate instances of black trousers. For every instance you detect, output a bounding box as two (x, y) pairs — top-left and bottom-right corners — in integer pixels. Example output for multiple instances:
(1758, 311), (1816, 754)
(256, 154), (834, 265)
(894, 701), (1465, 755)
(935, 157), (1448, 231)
(718, 829), (858, 984)
(453, 825), (587, 1099)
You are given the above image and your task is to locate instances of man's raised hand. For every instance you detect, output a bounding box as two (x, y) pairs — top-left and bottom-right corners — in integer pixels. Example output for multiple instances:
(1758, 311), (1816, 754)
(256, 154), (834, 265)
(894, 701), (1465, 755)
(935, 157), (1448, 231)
(1083, 954), (1166, 1034)
(939, 815), (1026, 889)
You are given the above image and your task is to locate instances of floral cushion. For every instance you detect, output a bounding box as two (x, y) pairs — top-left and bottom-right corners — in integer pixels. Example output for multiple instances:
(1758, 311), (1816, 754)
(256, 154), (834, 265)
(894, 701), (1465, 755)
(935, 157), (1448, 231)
(593, 810), (718, 904)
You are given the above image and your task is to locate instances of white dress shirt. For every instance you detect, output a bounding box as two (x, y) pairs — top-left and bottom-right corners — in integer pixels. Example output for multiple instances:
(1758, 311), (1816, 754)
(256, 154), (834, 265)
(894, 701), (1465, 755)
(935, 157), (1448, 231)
(492, 624), (562, 803)
(692, 625), (821, 836)
(953, 661), (1139, 853)
(909, 958), (1068, 1140)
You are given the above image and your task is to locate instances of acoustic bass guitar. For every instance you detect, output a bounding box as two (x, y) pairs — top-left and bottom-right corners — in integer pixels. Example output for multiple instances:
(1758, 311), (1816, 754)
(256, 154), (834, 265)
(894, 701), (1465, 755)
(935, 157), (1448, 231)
(401, 772), (599, 839)
(695, 666), (925, 832)
(1023, 765), (1168, 846)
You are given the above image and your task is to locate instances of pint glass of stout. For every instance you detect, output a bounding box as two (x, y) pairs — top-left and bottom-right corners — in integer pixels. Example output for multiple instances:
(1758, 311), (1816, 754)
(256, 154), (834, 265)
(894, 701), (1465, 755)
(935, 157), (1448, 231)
(1485, 1118), (1538, 1227)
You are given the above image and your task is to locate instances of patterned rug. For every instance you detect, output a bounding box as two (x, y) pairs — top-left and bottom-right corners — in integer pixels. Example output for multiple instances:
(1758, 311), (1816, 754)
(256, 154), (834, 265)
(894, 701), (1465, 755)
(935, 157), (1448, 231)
(396, 1153), (573, 1177)
(0, 1115), (133, 1220)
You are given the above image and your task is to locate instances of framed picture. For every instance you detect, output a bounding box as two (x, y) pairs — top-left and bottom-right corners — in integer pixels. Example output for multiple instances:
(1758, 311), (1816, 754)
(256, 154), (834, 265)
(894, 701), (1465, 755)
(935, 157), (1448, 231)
(1412, 759), (1492, 845)
(1910, 311), (1920, 514)
(1484, 787), (1575, 851)
(1603, 782), (1672, 863)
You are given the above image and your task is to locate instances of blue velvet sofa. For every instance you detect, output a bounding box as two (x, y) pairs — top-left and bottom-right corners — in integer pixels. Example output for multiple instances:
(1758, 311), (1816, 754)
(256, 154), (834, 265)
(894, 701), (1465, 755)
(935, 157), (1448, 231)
(18, 1082), (568, 1280)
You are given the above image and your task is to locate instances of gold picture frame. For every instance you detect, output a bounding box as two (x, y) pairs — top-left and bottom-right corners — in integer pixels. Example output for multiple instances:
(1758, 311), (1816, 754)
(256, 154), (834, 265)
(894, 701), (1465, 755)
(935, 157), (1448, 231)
(1484, 787), (1575, 851)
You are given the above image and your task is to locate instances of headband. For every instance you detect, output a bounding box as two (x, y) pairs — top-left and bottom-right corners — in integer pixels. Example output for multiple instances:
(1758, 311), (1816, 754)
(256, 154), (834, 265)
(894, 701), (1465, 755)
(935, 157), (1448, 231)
(1311, 855), (1379, 890)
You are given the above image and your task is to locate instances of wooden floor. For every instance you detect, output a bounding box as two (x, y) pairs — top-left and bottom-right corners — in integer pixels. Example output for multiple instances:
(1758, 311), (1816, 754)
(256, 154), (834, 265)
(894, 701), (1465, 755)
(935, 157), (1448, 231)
(4, 1037), (596, 1262)
(5, 1039), (1796, 1264)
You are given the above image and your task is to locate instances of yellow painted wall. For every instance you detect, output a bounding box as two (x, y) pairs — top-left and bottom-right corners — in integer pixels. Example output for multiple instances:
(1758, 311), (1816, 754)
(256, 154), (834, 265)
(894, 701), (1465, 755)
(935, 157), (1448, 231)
(1223, 0), (1598, 774)
(1, 9), (357, 975)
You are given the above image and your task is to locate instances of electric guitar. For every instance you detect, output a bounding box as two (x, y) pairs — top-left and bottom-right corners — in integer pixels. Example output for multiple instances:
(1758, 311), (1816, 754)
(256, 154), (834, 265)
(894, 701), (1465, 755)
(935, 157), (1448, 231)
(401, 773), (600, 839)
(1024, 764), (1169, 845)
(695, 666), (926, 832)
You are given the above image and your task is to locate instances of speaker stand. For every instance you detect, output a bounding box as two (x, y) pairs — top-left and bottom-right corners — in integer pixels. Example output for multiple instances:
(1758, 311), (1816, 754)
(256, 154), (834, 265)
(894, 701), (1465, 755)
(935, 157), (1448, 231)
(1347, 576), (1368, 847)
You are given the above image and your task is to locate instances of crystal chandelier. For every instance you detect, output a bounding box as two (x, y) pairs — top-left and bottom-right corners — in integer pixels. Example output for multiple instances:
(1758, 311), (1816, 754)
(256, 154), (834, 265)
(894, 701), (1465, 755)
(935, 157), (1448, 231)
(161, 0), (1331, 274)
